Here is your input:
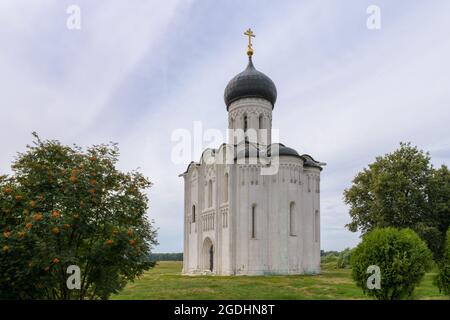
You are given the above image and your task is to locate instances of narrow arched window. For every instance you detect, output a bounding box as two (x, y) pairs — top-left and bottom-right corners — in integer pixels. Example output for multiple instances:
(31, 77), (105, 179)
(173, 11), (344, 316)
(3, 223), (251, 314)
(289, 202), (296, 236)
(251, 204), (256, 239)
(243, 114), (248, 132)
(208, 180), (213, 208)
(224, 173), (228, 203)
(192, 205), (196, 223)
(258, 114), (263, 129)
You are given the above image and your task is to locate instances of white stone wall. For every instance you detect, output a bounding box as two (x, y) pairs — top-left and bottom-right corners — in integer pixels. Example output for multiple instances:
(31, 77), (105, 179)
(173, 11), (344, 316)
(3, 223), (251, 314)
(182, 154), (321, 275)
(231, 156), (313, 275)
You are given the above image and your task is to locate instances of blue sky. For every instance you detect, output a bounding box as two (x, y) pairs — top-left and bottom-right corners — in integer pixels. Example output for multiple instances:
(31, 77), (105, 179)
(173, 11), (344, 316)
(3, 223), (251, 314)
(1, 1), (450, 252)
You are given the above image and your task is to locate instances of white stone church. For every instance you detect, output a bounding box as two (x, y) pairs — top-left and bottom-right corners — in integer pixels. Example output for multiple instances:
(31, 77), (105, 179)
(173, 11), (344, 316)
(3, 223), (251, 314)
(180, 30), (324, 275)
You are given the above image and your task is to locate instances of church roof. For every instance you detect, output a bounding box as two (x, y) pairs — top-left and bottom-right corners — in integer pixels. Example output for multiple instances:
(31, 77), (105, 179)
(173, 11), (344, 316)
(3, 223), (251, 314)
(301, 154), (325, 170)
(224, 57), (277, 109)
(268, 144), (301, 158)
(235, 143), (324, 170)
(179, 143), (324, 176)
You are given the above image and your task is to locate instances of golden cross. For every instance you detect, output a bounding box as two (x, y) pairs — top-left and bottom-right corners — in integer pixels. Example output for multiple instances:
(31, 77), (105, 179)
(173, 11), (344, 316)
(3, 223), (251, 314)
(244, 28), (255, 56)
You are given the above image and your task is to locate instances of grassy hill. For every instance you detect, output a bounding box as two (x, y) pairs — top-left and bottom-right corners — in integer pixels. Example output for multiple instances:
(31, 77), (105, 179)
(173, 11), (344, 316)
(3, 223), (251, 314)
(112, 261), (446, 300)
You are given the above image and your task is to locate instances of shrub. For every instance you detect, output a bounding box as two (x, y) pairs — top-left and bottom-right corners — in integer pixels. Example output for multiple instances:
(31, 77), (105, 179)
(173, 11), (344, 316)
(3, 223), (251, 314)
(321, 251), (339, 265)
(321, 250), (339, 257)
(435, 228), (450, 297)
(351, 227), (433, 300)
(149, 253), (183, 262)
(414, 222), (443, 260)
(337, 248), (353, 269)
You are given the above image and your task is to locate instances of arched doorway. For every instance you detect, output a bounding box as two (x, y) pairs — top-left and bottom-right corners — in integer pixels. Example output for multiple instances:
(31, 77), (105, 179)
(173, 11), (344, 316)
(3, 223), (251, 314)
(202, 237), (214, 272)
(209, 245), (214, 271)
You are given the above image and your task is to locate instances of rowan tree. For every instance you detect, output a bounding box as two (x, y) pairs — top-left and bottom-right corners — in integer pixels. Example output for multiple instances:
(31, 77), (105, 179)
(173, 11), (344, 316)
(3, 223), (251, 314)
(0, 133), (157, 299)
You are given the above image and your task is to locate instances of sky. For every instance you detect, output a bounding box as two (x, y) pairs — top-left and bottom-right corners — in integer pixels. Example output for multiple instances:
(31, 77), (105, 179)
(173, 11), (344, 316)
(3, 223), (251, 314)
(1, 0), (450, 252)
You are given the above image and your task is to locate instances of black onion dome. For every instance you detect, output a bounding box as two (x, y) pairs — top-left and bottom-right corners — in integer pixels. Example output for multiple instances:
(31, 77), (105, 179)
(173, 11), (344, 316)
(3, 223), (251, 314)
(279, 145), (301, 158)
(224, 57), (277, 109)
(267, 143), (301, 158)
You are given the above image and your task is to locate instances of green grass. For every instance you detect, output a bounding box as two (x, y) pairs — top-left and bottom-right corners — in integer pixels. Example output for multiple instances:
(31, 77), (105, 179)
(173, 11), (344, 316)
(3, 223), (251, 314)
(112, 261), (447, 300)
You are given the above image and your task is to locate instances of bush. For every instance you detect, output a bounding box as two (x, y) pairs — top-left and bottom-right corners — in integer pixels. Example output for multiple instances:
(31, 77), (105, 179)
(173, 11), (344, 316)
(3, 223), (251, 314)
(321, 251), (339, 265)
(351, 227), (433, 300)
(414, 222), (443, 260)
(0, 134), (157, 299)
(435, 228), (450, 297)
(149, 253), (183, 262)
(321, 250), (339, 257)
(337, 248), (353, 269)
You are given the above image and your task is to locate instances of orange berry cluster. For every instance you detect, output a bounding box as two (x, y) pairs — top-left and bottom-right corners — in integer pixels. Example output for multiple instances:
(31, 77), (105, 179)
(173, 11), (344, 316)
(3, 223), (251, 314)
(52, 210), (61, 218)
(33, 213), (43, 221)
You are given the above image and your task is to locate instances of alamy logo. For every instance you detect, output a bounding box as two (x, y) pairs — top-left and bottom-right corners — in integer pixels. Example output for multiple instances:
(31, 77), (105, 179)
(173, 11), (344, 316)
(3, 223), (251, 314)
(66, 5), (81, 30)
(171, 122), (281, 175)
(66, 265), (81, 290)
(366, 265), (381, 290)
(366, 5), (381, 30)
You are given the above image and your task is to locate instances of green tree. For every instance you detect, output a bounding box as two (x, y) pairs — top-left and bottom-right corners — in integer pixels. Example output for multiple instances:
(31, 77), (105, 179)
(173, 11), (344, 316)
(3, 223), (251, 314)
(435, 228), (450, 297)
(149, 253), (183, 262)
(428, 165), (450, 257)
(336, 248), (353, 269)
(344, 142), (449, 258)
(320, 251), (339, 265)
(0, 133), (157, 299)
(351, 227), (432, 300)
